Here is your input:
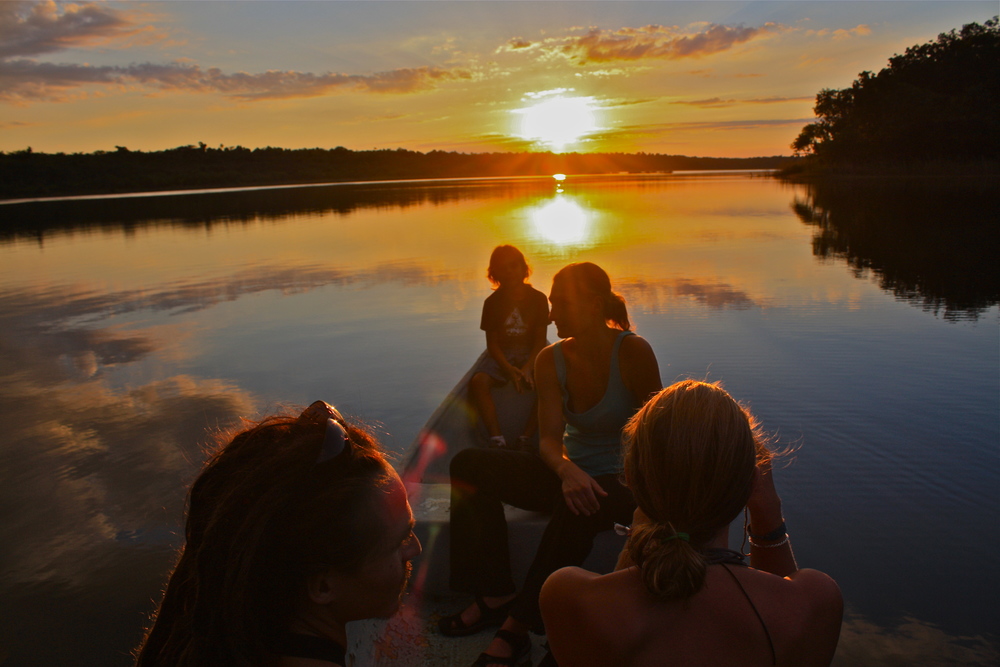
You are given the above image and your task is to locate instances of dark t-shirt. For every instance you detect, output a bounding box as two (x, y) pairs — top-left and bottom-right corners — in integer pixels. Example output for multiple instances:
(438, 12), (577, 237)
(480, 285), (549, 355)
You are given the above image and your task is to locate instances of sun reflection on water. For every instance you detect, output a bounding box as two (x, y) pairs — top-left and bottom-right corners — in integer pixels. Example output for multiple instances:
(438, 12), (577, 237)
(526, 194), (594, 248)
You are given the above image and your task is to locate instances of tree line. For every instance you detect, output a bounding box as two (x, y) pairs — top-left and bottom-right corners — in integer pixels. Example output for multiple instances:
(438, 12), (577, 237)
(790, 17), (999, 172)
(0, 144), (792, 200)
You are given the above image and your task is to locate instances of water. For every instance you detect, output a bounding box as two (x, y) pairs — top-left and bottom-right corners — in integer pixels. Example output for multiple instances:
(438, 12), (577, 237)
(0, 173), (997, 666)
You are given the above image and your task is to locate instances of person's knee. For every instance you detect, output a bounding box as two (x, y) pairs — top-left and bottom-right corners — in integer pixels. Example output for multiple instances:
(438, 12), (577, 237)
(470, 372), (492, 391)
(450, 447), (487, 481)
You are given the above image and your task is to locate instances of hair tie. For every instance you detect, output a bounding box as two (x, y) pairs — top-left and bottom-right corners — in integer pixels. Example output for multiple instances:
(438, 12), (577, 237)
(661, 532), (690, 543)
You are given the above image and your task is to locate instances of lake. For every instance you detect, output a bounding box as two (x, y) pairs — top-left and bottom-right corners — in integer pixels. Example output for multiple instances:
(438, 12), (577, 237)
(0, 173), (997, 666)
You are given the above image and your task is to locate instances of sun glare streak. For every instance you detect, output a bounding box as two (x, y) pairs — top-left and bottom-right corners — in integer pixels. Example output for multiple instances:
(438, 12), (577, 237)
(528, 195), (593, 247)
(513, 93), (600, 152)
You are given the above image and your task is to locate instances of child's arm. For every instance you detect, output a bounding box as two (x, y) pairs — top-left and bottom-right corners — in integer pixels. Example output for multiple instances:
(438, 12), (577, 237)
(485, 328), (525, 386)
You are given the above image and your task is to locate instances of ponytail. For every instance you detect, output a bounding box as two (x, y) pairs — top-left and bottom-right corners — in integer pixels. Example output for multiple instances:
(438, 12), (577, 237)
(553, 262), (632, 331)
(622, 522), (708, 599)
(603, 291), (631, 331)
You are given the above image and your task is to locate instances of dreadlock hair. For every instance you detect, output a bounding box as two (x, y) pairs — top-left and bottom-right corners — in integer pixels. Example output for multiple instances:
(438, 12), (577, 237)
(135, 409), (394, 667)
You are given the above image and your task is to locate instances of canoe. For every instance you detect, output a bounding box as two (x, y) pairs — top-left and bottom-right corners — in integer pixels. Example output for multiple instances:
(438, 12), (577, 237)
(348, 352), (626, 666)
(401, 350), (538, 485)
(400, 350), (625, 597)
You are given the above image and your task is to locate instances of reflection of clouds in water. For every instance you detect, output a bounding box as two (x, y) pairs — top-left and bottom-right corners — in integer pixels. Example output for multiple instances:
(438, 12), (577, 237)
(619, 277), (756, 311)
(834, 610), (998, 666)
(0, 261), (453, 325)
(0, 289), (258, 589)
(0, 369), (255, 588)
(0, 259), (451, 590)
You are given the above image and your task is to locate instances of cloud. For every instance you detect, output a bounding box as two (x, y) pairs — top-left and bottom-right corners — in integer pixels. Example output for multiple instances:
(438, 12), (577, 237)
(0, 0), (145, 59)
(648, 117), (813, 131)
(0, 58), (472, 104)
(0, 1), (470, 104)
(496, 36), (537, 53)
(501, 22), (785, 65)
(806, 24), (872, 41)
(673, 96), (814, 109)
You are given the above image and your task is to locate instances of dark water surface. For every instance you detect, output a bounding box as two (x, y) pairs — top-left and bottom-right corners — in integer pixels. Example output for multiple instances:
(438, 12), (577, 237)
(1, 173), (997, 666)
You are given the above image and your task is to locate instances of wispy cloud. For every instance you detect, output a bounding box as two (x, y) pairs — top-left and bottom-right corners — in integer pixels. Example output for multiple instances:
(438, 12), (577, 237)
(1, 59), (471, 104)
(498, 22), (785, 65)
(673, 96), (814, 109)
(806, 24), (872, 41)
(1, 1), (470, 104)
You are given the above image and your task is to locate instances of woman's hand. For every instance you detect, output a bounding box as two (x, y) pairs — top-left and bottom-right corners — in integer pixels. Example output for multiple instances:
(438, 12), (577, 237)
(746, 452), (784, 535)
(557, 460), (608, 516)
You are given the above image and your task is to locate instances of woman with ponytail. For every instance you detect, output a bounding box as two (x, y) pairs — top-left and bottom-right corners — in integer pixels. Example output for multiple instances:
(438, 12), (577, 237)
(442, 262), (661, 667)
(135, 401), (421, 667)
(540, 381), (843, 666)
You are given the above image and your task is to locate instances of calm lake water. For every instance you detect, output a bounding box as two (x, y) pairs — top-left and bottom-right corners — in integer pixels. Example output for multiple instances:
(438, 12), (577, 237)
(0, 173), (997, 666)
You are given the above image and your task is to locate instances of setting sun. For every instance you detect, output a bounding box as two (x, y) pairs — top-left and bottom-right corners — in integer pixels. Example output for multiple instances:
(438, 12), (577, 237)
(513, 93), (600, 152)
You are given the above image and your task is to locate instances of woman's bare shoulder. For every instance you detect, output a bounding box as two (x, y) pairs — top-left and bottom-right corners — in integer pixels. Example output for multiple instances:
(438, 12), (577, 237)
(742, 567), (843, 665)
(542, 568), (649, 665)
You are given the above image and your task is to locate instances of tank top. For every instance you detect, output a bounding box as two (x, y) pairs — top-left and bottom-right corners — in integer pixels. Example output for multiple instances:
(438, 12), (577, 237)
(553, 330), (639, 476)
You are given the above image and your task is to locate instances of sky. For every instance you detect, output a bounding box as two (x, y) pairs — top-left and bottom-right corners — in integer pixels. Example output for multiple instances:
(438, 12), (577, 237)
(1, 0), (995, 158)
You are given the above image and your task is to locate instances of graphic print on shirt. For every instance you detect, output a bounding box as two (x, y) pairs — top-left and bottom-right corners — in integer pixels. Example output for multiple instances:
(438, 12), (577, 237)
(504, 307), (527, 338)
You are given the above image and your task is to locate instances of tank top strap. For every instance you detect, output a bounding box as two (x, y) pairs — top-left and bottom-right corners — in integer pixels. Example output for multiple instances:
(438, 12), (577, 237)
(609, 330), (635, 385)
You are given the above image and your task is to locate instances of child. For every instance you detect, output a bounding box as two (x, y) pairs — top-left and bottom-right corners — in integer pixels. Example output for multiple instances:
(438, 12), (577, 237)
(471, 245), (549, 449)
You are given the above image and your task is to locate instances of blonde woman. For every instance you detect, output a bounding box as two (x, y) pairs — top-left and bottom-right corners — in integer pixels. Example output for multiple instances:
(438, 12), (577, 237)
(540, 381), (842, 666)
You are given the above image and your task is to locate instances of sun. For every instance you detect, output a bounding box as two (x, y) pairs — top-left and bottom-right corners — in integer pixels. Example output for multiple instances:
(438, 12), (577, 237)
(513, 93), (600, 152)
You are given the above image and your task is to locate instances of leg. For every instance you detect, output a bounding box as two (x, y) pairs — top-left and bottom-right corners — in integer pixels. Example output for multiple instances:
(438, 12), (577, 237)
(508, 474), (636, 633)
(475, 481), (633, 665)
(518, 396), (539, 441)
(470, 371), (504, 438)
(448, 448), (560, 597)
(443, 448), (559, 637)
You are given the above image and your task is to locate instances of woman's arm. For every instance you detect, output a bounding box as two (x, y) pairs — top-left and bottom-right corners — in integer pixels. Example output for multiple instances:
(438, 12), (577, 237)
(520, 320), (548, 389)
(619, 335), (662, 406)
(535, 346), (608, 516)
(749, 453), (844, 665)
(746, 453), (797, 577)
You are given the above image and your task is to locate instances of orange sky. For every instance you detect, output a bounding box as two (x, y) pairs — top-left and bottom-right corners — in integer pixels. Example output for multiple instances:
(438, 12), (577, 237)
(1, 1), (995, 157)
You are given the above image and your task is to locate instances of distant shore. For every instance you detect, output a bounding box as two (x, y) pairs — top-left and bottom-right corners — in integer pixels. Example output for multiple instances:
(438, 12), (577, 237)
(0, 145), (795, 201)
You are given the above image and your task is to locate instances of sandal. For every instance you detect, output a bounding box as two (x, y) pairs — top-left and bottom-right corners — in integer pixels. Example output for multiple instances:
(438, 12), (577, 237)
(438, 596), (515, 637)
(470, 629), (531, 667)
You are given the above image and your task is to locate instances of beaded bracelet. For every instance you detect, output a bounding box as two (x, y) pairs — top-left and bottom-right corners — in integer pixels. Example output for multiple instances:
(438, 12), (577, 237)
(748, 520), (786, 542)
(748, 534), (789, 549)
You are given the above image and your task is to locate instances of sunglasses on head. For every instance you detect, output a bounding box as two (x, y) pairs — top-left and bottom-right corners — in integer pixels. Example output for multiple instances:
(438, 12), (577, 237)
(298, 400), (351, 463)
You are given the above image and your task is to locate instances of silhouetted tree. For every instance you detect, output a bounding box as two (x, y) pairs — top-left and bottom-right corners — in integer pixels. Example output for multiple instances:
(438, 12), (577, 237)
(793, 17), (999, 166)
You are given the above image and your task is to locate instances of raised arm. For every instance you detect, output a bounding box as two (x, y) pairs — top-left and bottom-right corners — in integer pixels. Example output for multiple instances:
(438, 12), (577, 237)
(535, 345), (608, 516)
(746, 453), (797, 577)
(749, 454), (844, 665)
